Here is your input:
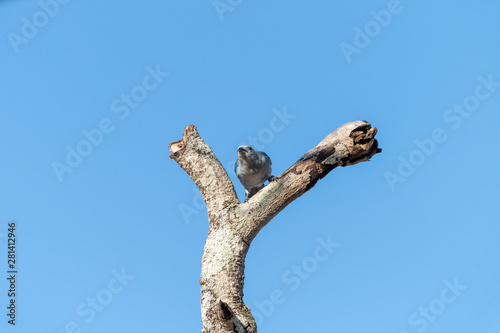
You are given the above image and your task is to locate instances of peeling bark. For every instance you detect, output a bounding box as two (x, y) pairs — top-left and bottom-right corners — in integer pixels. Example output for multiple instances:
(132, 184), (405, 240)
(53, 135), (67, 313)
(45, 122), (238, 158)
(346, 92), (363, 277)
(169, 121), (380, 332)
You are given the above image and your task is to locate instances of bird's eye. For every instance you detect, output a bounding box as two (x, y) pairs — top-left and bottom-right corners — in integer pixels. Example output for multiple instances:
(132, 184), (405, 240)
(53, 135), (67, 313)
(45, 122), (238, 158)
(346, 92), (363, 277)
(248, 147), (253, 150)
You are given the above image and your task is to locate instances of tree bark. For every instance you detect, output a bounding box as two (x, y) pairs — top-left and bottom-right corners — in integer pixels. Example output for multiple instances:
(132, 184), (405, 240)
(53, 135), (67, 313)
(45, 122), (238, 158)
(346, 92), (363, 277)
(169, 121), (380, 332)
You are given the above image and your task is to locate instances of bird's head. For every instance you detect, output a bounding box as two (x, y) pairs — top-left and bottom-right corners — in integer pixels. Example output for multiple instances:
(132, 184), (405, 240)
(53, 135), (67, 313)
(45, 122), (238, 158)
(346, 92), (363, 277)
(237, 145), (257, 161)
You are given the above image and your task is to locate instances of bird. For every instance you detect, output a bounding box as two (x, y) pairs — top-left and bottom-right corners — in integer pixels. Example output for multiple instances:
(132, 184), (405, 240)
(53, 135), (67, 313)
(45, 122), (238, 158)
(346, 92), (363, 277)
(234, 145), (275, 202)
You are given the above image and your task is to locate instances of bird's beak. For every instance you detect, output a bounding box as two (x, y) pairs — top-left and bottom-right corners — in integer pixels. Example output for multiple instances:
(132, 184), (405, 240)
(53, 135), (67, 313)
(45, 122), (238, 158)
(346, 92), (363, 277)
(238, 147), (246, 153)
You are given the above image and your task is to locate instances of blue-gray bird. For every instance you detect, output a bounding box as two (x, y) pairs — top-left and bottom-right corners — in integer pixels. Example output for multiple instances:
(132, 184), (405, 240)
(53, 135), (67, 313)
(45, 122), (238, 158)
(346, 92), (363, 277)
(235, 145), (275, 202)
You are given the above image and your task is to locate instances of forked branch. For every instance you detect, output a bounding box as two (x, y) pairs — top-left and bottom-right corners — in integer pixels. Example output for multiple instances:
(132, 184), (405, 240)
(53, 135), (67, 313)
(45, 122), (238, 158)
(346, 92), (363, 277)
(169, 121), (380, 332)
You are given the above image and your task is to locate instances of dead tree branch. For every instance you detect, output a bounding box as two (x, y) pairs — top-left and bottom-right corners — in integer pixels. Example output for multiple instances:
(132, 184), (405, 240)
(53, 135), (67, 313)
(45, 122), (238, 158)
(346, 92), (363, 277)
(169, 121), (380, 332)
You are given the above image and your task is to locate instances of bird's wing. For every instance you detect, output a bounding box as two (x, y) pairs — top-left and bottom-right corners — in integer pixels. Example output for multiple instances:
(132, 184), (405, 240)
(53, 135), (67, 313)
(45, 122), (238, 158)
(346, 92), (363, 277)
(261, 152), (272, 165)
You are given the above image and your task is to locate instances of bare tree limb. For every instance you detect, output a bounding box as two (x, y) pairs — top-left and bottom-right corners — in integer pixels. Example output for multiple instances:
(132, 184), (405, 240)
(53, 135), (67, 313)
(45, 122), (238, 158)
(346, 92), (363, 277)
(169, 125), (239, 219)
(169, 121), (380, 332)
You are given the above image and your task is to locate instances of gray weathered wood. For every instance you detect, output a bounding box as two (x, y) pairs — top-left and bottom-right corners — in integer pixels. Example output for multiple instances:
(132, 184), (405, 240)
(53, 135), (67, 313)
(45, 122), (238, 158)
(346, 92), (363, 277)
(169, 121), (380, 332)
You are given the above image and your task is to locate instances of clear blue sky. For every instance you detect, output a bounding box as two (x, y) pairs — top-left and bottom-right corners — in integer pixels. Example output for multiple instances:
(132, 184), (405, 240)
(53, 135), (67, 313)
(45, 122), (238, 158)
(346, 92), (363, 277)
(1, 0), (499, 332)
